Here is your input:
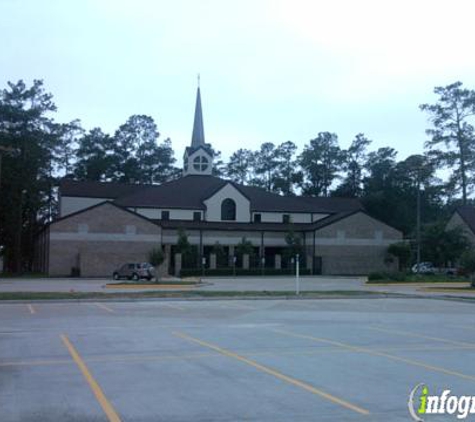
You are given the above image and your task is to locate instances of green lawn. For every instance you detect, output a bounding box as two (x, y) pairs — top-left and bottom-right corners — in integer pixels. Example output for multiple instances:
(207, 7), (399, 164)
(0, 290), (384, 301)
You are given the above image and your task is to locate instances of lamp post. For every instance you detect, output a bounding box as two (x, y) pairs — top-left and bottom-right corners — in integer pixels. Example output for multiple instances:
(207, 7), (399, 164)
(416, 172), (421, 270)
(295, 253), (300, 295)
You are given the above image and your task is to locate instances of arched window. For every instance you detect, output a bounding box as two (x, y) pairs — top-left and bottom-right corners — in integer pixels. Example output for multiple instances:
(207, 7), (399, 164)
(221, 198), (236, 221)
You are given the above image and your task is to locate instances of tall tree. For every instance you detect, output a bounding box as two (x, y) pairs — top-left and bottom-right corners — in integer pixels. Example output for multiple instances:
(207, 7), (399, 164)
(420, 81), (475, 204)
(252, 142), (278, 191)
(210, 148), (226, 177)
(226, 148), (255, 184)
(362, 151), (444, 235)
(74, 128), (117, 181)
(273, 141), (302, 195)
(334, 133), (371, 197)
(299, 132), (343, 197)
(0, 80), (75, 272)
(112, 115), (175, 183)
(361, 147), (398, 228)
(139, 137), (176, 184)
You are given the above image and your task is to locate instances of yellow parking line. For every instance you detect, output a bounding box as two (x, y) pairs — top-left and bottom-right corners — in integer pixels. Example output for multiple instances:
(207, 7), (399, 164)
(369, 325), (475, 347)
(27, 304), (36, 314)
(95, 303), (115, 313)
(174, 331), (369, 415)
(61, 335), (121, 422)
(272, 328), (475, 382)
(4, 341), (475, 370)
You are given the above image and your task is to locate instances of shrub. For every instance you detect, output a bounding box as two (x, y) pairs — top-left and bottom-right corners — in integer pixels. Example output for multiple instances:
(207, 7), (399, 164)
(367, 271), (406, 282)
(387, 242), (411, 271)
(148, 247), (165, 267)
(180, 268), (312, 277)
(460, 250), (475, 287)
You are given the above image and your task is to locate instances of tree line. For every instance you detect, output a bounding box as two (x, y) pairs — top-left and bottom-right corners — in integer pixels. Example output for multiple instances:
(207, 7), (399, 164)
(1, 79), (475, 272)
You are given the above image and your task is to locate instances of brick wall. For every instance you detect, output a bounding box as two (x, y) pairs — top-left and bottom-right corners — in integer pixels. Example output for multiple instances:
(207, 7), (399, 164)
(48, 203), (161, 277)
(313, 212), (402, 275)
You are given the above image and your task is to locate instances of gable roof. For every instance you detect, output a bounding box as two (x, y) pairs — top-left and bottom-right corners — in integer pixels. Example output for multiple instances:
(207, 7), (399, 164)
(114, 175), (225, 209)
(59, 179), (146, 199)
(454, 206), (475, 235)
(51, 200), (157, 227)
(60, 175), (364, 214)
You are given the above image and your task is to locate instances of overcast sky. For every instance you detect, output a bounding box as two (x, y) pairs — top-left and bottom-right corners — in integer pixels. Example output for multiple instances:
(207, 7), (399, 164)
(2, 0), (475, 165)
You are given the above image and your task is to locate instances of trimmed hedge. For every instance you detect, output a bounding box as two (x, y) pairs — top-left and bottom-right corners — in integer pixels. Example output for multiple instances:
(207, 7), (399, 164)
(180, 268), (312, 277)
(367, 271), (407, 281)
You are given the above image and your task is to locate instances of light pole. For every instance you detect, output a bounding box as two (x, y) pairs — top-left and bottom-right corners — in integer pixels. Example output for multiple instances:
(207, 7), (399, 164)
(416, 172), (421, 270)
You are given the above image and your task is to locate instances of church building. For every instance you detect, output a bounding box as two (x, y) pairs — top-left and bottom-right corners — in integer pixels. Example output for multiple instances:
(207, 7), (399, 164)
(34, 87), (402, 277)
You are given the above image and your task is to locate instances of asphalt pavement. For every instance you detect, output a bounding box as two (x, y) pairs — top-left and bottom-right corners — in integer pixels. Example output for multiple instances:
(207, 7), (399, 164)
(1, 297), (475, 421)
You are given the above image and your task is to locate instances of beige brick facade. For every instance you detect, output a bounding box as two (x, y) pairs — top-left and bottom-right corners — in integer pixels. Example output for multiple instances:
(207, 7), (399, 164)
(48, 202), (161, 277)
(313, 212), (402, 275)
(42, 204), (402, 277)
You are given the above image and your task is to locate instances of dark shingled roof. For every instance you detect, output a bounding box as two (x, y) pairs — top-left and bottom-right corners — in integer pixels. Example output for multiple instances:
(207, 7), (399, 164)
(59, 179), (147, 199)
(60, 175), (364, 214)
(456, 206), (475, 234)
(114, 175), (226, 209)
(156, 219), (310, 232)
(156, 210), (362, 232)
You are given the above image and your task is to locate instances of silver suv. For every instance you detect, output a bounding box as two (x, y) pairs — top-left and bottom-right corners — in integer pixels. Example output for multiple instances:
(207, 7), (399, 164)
(112, 263), (155, 281)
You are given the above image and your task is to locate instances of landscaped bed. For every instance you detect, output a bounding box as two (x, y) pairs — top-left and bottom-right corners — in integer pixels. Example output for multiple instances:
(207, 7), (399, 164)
(106, 280), (203, 288)
(366, 272), (469, 284)
(0, 290), (386, 301)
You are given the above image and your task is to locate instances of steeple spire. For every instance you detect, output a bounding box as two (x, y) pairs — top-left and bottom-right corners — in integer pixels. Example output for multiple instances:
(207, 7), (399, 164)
(183, 80), (213, 177)
(191, 81), (205, 147)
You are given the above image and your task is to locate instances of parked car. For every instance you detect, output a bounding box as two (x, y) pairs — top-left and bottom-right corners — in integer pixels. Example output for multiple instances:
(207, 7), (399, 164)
(411, 262), (435, 274)
(112, 263), (155, 281)
(411, 262), (458, 276)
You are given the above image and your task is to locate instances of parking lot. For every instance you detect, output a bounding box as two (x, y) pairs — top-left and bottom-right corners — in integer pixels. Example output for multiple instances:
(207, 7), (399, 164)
(1, 297), (475, 421)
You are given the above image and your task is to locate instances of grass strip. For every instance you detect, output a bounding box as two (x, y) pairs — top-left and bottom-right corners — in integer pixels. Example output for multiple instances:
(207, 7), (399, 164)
(0, 290), (383, 301)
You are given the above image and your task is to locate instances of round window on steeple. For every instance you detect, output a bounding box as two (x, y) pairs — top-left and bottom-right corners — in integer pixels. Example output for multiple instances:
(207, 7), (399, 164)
(193, 155), (209, 172)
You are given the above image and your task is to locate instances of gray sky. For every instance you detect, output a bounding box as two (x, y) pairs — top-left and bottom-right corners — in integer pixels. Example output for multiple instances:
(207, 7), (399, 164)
(2, 0), (475, 165)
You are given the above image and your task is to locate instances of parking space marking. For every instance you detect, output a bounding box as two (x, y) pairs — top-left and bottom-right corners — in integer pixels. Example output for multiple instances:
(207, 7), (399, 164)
(0, 358), (72, 367)
(449, 324), (475, 332)
(272, 328), (475, 382)
(3, 342), (475, 369)
(173, 330), (370, 416)
(219, 302), (257, 310)
(61, 334), (122, 422)
(94, 303), (115, 313)
(369, 325), (475, 347)
(27, 304), (36, 314)
(162, 303), (185, 311)
(290, 301), (321, 309)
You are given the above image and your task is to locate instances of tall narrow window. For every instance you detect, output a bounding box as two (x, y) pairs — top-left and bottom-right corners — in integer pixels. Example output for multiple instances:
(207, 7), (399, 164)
(221, 198), (236, 221)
